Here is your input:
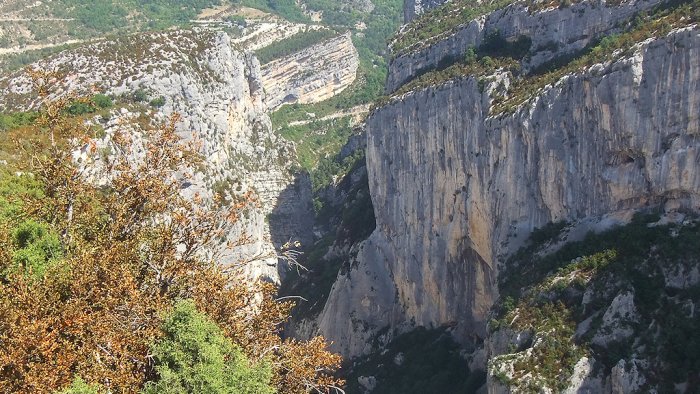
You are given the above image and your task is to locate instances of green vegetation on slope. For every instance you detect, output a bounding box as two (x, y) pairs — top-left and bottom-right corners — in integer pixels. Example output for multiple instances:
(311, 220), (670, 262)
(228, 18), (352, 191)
(390, 0), (514, 57)
(264, 0), (401, 183)
(380, 0), (699, 114)
(51, 0), (222, 33)
(277, 117), (356, 174)
(255, 28), (339, 64)
(345, 327), (486, 394)
(492, 212), (700, 391)
(492, 0), (700, 114)
(238, 0), (310, 22)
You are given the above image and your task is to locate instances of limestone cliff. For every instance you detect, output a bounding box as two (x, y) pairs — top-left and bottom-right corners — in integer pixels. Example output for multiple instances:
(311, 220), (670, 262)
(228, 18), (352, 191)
(388, 0), (665, 94)
(0, 28), (313, 281)
(316, 16), (700, 361)
(260, 32), (359, 110)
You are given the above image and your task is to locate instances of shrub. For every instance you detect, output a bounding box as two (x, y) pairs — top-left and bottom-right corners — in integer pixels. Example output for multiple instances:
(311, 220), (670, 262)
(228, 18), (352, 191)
(132, 89), (148, 102)
(92, 94), (113, 109)
(150, 96), (166, 108)
(9, 219), (62, 279)
(142, 300), (275, 394)
(58, 377), (101, 394)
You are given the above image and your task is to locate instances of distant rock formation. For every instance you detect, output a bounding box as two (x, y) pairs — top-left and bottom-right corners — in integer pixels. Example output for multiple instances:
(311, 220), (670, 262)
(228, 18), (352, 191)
(260, 33), (359, 111)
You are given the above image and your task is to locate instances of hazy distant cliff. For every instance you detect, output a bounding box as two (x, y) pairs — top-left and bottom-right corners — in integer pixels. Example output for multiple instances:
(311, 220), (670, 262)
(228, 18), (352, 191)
(260, 33), (359, 110)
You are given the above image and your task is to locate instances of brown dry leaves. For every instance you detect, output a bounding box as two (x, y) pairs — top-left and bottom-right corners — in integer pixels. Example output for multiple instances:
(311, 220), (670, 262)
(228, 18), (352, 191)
(0, 70), (343, 393)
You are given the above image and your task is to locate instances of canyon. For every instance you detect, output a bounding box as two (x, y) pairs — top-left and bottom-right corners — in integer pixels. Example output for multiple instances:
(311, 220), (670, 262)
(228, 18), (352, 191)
(1, 0), (699, 391)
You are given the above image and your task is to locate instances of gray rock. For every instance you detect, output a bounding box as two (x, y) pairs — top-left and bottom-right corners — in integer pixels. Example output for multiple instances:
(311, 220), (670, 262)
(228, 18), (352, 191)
(260, 33), (359, 111)
(404, 0), (450, 22)
(388, 0), (665, 93)
(0, 29), (312, 283)
(317, 26), (700, 357)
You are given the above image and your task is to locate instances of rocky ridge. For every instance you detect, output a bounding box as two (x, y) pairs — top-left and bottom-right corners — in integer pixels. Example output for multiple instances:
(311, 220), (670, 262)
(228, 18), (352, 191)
(403, 0), (450, 22)
(387, 0), (666, 93)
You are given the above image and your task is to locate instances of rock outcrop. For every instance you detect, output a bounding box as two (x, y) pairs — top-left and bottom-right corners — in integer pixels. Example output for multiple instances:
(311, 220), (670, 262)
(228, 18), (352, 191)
(0, 28), (313, 281)
(388, 0), (664, 94)
(316, 22), (700, 358)
(260, 32), (359, 110)
(233, 21), (326, 51)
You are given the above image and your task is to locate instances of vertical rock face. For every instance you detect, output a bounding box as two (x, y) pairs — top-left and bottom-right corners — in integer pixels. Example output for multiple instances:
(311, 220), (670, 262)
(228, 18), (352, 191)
(317, 26), (700, 357)
(0, 29), (312, 282)
(260, 33), (359, 111)
(404, 0), (450, 22)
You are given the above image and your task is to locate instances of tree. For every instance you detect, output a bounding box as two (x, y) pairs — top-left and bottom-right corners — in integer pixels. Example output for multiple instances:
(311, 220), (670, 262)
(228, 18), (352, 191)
(0, 69), (343, 393)
(58, 377), (101, 394)
(143, 300), (275, 394)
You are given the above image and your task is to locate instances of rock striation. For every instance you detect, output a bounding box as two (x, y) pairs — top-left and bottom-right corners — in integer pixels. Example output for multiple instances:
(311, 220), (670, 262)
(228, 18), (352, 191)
(315, 23), (700, 358)
(260, 32), (359, 111)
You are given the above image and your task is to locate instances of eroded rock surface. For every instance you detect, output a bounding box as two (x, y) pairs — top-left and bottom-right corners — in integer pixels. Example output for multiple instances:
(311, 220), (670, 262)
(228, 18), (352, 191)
(260, 32), (359, 110)
(317, 26), (700, 357)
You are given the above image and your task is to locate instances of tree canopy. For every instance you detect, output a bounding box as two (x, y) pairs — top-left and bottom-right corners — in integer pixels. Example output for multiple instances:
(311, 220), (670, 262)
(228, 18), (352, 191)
(0, 70), (343, 394)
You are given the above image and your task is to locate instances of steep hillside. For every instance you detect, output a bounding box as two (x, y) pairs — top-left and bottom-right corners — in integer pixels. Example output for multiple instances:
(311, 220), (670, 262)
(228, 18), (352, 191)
(488, 213), (700, 392)
(0, 28), (312, 282)
(297, 0), (700, 391)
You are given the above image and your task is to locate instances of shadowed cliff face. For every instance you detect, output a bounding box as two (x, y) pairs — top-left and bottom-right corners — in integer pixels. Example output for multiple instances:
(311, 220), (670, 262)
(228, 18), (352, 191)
(317, 26), (700, 358)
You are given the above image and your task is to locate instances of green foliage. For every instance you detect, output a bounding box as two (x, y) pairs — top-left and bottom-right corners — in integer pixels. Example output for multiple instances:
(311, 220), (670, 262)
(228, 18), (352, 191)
(132, 89), (149, 103)
(277, 117), (355, 173)
(227, 15), (248, 27)
(0, 172), (44, 221)
(529, 220), (568, 246)
(494, 212), (700, 389)
(375, 54), (517, 107)
(238, 0), (310, 23)
(72, 2), (129, 32)
(49, 0), (222, 34)
(492, 0), (699, 114)
(255, 29), (339, 64)
(9, 219), (63, 279)
(390, 0), (514, 57)
(346, 327), (486, 394)
(0, 112), (39, 131)
(92, 94), (113, 109)
(149, 96), (166, 108)
(0, 170), (61, 283)
(143, 300), (275, 394)
(57, 377), (101, 394)
(65, 100), (96, 116)
(510, 302), (585, 392)
(479, 30), (532, 59)
(0, 44), (78, 73)
(463, 47), (477, 64)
